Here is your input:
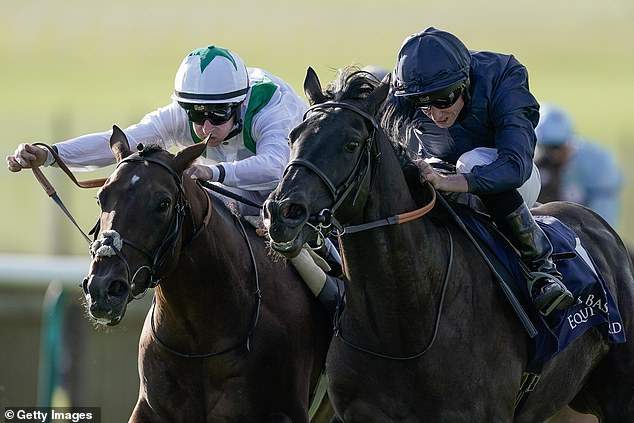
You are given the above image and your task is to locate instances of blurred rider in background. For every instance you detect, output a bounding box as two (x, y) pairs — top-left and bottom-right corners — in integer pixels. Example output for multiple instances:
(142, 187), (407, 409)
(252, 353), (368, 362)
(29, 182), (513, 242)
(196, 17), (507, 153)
(535, 103), (623, 229)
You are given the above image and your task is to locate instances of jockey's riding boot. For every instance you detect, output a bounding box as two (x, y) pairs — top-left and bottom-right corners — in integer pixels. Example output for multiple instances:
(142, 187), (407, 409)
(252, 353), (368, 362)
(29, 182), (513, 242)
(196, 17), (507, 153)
(290, 247), (344, 319)
(504, 203), (575, 316)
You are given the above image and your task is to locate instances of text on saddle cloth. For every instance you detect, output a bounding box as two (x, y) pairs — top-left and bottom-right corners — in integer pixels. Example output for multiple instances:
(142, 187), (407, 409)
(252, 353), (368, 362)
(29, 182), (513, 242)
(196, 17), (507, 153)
(455, 206), (625, 364)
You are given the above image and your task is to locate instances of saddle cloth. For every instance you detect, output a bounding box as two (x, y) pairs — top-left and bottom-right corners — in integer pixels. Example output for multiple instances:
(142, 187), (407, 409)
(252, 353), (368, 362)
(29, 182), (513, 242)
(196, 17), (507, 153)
(454, 204), (626, 365)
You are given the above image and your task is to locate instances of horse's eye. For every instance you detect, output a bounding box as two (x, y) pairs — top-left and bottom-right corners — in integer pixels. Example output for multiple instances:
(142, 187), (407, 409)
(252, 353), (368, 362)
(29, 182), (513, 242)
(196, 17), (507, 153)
(345, 141), (360, 152)
(156, 200), (170, 213)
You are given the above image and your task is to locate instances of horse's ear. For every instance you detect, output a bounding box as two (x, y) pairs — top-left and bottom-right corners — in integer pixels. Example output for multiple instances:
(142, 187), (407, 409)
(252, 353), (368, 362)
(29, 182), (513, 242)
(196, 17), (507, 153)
(304, 67), (327, 106)
(110, 125), (132, 163)
(174, 141), (207, 174)
(363, 78), (391, 116)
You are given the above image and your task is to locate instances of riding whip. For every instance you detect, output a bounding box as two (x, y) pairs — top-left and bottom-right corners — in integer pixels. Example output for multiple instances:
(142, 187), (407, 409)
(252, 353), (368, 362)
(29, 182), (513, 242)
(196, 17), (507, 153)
(31, 165), (92, 245)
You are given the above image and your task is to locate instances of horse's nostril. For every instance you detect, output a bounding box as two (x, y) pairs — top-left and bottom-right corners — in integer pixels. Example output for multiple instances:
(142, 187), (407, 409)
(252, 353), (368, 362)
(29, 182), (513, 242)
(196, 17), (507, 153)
(281, 203), (307, 221)
(81, 277), (89, 293)
(107, 280), (128, 298)
(262, 201), (273, 220)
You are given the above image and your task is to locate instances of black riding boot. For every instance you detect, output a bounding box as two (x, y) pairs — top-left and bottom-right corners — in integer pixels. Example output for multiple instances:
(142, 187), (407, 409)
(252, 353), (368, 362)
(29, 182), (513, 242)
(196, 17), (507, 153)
(504, 203), (575, 316)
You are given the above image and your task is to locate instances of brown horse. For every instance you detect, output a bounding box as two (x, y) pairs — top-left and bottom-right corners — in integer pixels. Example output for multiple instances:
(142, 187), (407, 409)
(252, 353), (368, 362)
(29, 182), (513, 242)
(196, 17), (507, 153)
(81, 126), (333, 422)
(264, 68), (634, 422)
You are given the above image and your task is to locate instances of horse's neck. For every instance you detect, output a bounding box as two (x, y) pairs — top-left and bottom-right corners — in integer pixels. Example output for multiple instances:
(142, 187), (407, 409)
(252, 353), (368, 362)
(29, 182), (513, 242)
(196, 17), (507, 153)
(340, 142), (447, 343)
(155, 187), (256, 337)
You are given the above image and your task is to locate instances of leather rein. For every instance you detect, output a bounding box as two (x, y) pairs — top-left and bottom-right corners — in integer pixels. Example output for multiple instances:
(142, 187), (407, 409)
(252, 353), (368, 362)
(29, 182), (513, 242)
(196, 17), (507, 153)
(31, 144), (263, 358)
(286, 101), (449, 361)
(30, 144), (213, 296)
(285, 101), (437, 237)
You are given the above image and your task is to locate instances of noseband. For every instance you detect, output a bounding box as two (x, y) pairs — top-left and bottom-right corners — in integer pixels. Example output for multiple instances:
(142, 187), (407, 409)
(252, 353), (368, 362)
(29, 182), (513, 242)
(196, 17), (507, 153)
(90, 155), (191, 300)
(285, 101), (379, 234)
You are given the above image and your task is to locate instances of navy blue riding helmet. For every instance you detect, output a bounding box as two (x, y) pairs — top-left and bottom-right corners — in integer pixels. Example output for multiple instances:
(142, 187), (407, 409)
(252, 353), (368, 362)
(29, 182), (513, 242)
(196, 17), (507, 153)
(393, 27), (471, 103)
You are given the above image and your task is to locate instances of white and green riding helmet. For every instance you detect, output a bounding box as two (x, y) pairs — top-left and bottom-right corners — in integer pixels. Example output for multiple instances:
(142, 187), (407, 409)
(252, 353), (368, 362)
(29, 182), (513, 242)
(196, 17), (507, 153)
(172, 46), (249, 104)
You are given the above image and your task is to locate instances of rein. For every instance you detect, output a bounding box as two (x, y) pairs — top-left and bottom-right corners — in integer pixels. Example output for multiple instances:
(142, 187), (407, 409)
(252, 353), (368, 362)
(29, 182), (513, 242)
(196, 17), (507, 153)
(342, 183), (436, 235)
(289, 100), (448, 359)
(335, 225), (453, 360)
(89, 155), (193, 299)
(287, 101), (438, 237)
(287, 101), (378, 222)
(149, 215), (262, 359)
(30, 143), (107, 244)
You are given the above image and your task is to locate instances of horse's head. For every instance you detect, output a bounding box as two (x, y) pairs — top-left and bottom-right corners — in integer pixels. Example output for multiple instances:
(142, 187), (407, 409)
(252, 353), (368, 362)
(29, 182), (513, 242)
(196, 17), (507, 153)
(264, 67), (389, 257)
(82, 125), (206, 325)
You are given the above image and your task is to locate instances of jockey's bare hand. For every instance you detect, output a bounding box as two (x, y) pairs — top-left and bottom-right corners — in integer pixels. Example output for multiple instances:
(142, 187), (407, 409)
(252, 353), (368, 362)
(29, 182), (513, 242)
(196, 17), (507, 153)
(414, 158), (469, 193)
(184, 164), (213, 181)
(414, 159), (442, 188)
(6, 143), (48, 172)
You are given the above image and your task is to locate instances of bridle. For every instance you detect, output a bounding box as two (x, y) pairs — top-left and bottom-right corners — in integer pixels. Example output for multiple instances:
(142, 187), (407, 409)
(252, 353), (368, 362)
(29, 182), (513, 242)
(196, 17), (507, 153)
(89, 154), (207, 300)
(91, 154), (262, 358)
(283, 99), (446, 361)
(285, 101), (379, 237)
(32, 145), (262, 358)
(284, 100), (436, 240)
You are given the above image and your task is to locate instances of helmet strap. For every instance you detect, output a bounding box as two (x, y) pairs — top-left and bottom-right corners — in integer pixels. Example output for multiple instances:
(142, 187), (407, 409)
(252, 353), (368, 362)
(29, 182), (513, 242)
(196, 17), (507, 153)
(223, 105), (243, 141)
(456, 78), (471, 123)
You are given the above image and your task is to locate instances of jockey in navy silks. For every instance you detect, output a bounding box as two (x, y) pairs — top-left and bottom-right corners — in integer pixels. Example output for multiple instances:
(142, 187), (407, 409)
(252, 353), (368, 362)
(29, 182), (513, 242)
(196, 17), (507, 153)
(385, 27), (574, 316)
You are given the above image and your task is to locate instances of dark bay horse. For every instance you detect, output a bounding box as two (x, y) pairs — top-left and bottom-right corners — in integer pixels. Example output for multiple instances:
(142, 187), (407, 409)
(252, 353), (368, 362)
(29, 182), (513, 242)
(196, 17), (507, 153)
(81, 126), (333, 422)
(263, 68), (634, 422)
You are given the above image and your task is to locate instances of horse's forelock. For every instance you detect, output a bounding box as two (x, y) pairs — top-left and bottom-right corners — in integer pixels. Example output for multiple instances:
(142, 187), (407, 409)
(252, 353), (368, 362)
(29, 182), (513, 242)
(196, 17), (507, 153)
(138, 143), (169, 158)
(325, 67), (380, 102)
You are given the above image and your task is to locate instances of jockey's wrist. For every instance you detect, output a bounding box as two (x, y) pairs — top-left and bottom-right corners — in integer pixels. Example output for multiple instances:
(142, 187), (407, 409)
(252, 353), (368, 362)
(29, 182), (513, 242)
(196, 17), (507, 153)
(210, 164), (226, 183)
(43, 149), (55, 167)
(437, 173), (469, 193)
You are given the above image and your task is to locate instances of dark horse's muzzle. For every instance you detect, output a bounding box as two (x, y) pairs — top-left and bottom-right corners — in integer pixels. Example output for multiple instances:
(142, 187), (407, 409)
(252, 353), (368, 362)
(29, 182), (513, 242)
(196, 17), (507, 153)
(263, 196), (312, 257)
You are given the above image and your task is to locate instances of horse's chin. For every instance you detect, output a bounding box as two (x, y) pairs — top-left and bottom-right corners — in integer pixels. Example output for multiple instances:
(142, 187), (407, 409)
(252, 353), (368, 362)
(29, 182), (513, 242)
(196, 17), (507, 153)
(270, 237), (305, 258)
(266, 220), (309, 258)
(85, 296), (128, 326)
(98, 315), (123, 326)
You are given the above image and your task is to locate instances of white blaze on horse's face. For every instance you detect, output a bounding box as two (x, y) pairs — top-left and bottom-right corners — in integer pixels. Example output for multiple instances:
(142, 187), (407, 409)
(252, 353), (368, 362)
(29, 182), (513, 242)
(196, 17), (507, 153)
(130, 174), (141, 186)
(101, 210), (116, 230)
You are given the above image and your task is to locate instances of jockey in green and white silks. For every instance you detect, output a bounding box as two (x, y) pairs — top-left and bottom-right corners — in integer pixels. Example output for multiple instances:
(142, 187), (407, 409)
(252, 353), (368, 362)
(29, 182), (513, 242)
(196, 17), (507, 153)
(7, 45), (341, 315)
(27, 46), (307, 213)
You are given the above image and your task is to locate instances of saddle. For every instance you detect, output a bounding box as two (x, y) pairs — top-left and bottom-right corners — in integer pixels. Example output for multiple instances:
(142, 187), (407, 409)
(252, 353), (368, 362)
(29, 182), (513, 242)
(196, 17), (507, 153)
(451, 201), (626, 365)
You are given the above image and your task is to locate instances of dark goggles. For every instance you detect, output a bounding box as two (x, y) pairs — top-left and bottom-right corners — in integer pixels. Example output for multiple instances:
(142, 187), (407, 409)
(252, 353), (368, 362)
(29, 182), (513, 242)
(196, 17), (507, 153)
(408, 83), (465, 110)
(181, 103), (236, 126)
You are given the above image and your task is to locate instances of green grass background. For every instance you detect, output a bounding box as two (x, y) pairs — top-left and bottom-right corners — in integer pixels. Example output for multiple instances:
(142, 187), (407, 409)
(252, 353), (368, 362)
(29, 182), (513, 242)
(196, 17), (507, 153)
(2, 0), (634, 255)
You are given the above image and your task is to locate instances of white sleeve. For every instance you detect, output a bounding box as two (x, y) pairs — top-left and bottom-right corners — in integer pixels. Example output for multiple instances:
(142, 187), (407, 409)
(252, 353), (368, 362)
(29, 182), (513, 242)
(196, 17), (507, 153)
(220, 85), (306, 192)
(53, 102), (191, 171)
